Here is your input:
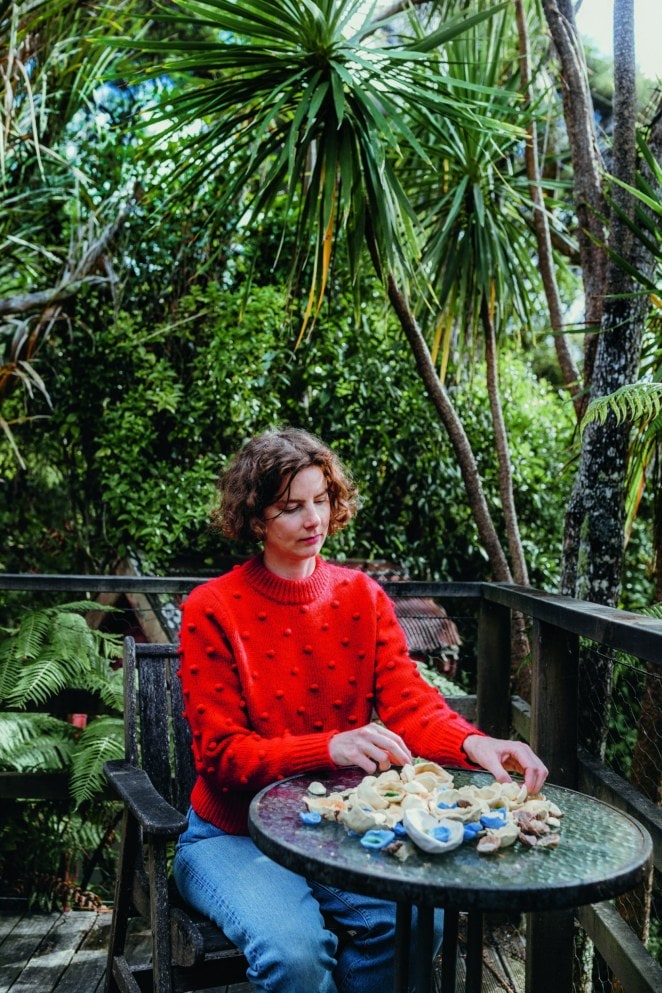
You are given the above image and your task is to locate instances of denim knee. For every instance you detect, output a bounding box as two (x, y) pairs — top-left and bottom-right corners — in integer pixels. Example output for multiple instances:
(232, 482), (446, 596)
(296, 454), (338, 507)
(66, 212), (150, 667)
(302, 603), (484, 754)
(244, 923), (338, 993)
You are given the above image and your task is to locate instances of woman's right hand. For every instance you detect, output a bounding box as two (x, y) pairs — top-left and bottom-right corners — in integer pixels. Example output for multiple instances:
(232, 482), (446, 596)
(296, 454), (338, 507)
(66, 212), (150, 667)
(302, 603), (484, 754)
(328, 722), (413, 774)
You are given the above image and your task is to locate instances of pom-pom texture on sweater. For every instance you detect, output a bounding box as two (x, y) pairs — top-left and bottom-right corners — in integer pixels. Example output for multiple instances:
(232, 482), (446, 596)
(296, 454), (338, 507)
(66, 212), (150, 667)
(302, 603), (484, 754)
(178, 555), (483, 834)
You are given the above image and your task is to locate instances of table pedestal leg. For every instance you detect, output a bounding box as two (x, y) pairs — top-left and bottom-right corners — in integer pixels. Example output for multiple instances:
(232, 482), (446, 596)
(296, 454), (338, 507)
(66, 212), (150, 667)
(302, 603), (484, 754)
(394, 903), (411, 993)
(465, 912), (483, 993)
(413, 905), (435, 993)
(439, 908), (459, 993)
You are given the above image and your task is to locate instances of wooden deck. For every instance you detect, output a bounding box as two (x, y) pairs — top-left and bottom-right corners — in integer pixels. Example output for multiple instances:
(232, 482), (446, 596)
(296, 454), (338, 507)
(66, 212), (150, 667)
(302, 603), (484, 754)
(0, 903), (526, 993)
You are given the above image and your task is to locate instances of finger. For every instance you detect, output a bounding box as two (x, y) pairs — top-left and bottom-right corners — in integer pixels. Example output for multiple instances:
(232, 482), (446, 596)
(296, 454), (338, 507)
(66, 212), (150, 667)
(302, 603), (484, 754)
(503, 745), (548, 795)
(475, 751), (512, 785)
(361, 740), (402, 772)
(524, 764), (548, 795)
(367, 726), (413, 766)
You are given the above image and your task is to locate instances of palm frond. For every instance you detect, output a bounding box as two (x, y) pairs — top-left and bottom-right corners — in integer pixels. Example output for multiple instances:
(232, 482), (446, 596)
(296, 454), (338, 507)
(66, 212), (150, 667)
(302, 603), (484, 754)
(107, 0), (517, 312)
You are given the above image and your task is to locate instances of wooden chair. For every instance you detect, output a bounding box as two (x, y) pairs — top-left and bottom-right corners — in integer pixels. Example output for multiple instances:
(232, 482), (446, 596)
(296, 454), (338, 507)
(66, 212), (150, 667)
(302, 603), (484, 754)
(104, 637), (249, 993)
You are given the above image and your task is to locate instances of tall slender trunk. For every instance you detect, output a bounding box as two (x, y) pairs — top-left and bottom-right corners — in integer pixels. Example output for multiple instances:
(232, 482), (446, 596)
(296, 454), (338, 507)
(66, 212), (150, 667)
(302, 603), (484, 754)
(561, 1), (656, 605)
(514, 0), (583, 419)
(385, 272), (513, 583)
(541, 0), (607, 385)
(481, 297), (529, 587)
(362, 218), (514, 582)
(481, 297), (531, 689)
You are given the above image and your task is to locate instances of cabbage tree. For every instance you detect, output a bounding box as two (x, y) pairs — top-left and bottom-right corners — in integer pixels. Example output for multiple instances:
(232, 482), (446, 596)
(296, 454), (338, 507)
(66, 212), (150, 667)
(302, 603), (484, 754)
(117, 0), (534, 581)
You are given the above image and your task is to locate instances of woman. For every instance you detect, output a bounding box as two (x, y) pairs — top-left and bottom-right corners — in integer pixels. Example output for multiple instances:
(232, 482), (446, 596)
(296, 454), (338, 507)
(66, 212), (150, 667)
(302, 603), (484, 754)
(174, 427), (547, 993)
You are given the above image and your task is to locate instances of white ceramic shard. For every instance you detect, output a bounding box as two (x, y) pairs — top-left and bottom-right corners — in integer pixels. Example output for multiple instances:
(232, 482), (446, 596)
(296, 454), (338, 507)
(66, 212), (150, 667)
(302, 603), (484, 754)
(402, 809), (464, 854)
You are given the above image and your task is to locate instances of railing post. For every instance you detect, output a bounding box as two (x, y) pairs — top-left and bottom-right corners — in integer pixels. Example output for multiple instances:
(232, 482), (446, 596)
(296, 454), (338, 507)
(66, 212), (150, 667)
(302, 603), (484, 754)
(530, 618), (579, 788)
(525, 909), (575, 993)
(526, 617), (580, 993)
(476, 597), (511, 738)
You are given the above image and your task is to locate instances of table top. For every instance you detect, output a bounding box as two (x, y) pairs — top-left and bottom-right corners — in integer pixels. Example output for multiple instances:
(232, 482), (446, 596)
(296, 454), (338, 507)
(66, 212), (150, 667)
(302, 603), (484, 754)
(248, 768), (652, 912)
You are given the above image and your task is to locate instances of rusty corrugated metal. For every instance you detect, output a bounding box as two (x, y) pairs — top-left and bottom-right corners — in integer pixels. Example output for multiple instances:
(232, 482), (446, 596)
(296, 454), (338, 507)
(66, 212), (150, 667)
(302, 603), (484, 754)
(393, 597), (461, 656)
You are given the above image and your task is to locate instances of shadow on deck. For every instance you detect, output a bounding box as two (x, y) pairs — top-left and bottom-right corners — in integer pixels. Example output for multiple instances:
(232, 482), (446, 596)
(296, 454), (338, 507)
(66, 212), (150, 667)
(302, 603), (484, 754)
(0, 904), (525, 993)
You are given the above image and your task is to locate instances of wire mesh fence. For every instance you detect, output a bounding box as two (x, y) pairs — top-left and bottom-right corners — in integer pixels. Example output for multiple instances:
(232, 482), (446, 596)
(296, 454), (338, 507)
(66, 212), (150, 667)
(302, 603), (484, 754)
(573, 642), (661, 992)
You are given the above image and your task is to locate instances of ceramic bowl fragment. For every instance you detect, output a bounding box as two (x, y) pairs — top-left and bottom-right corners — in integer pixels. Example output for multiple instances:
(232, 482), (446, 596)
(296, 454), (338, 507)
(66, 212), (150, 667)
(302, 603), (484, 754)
(402, 809), (464, 854)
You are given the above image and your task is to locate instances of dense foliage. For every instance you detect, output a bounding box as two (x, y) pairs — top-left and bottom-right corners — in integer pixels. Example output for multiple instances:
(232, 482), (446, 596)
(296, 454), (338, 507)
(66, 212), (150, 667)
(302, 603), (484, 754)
(3, 271), (574, 586)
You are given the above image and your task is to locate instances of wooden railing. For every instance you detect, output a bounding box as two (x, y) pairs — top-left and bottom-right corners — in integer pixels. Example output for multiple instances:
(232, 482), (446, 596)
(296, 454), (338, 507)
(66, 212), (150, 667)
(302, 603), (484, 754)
(1, 573), (661, 993)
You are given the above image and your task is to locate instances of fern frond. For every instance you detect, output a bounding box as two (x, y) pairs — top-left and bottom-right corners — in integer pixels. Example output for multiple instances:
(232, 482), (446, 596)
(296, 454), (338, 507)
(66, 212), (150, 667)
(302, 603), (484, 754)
(49, 601), (117, 615)
(0, 654), (23, 704)
(0, 604), (121, 708)
(624, 420), (660, 538)
(79, 667), (124, 712)
(10, 610), (53, 662)
(93, 629), (123, 659)
(7, 655), (83, 708)
(69, 716), (124, 805)
(635, 603), (662, 621)
(53, 613), (97, 662)
(0, 713), (76, 771)
(581, 382), (662, 433)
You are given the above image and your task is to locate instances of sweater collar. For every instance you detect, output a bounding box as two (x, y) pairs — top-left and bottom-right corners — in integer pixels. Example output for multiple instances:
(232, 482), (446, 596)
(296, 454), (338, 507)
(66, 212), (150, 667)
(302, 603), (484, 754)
(242, 554), (332, 605)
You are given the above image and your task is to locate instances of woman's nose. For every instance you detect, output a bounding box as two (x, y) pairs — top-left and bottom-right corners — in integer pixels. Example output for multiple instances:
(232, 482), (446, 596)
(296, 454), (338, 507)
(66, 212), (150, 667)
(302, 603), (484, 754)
(304, 503), (321, 526)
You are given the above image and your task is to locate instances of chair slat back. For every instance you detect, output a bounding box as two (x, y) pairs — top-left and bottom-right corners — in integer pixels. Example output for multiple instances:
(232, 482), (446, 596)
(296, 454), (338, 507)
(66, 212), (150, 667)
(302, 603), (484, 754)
(124, 637), (194, 814)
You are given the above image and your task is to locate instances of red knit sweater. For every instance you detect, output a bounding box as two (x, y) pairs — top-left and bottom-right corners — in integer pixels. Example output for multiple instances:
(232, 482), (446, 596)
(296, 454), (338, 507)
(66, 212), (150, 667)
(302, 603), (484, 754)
(178, 555), (483, 834)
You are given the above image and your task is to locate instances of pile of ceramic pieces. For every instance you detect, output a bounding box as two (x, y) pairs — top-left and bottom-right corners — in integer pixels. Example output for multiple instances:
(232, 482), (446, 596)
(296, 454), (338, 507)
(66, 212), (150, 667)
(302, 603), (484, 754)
(300, 761), (563, 857)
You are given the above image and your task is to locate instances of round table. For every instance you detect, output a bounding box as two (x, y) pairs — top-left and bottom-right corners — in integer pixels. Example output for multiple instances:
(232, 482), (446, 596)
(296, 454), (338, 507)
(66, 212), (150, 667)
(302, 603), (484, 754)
(248, 768), (652, 993)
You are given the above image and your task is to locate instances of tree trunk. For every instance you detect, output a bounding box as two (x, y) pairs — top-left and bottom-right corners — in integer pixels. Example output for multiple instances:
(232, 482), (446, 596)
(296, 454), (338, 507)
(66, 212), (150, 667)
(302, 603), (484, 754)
(514, 0), (583, 419)
(560, 5), (660, 605)
(480, 296), (531, 690)
(362, 217), (515, 583)
(541, 0), (607, 384)
(558, 0), (651, 771)
(0, 197), (134, 401)
(481, 297), (529, 587)
(385, 273), (513, 583)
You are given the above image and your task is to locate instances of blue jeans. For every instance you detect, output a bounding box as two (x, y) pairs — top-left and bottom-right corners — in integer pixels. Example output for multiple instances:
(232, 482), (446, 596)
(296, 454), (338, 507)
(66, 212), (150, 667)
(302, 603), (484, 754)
(173, 809), (444, 993)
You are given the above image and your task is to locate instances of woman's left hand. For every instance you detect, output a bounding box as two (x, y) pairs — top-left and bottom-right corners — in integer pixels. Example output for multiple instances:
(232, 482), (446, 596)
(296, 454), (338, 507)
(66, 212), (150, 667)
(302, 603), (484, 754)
(462, 734), (548, 796)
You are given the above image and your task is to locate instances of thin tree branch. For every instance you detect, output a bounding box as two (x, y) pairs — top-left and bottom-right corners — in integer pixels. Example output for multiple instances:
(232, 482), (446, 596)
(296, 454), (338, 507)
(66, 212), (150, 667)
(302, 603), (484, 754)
(0, 200), (132, 319)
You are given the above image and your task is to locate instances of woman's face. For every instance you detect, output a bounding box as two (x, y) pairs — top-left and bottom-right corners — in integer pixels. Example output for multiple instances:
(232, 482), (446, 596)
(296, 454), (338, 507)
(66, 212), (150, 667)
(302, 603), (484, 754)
(261, 465), (330, 579)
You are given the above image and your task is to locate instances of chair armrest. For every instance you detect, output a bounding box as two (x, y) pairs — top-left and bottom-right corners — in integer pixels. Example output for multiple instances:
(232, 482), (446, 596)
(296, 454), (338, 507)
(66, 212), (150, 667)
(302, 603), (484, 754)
(104, 759), (189, 837)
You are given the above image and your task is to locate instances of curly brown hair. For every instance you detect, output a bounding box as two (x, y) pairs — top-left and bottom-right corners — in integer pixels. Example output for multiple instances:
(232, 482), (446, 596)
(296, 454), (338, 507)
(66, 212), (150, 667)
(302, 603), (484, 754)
(212, 428), (359, 543)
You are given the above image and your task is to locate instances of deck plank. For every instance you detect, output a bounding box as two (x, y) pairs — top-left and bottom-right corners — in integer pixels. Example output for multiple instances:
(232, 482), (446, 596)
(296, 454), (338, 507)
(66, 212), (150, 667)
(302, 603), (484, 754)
(0, 907), (524, 992)
(52, 915), (113, 993)
(2, 911), (99, 993)
(0, 912), (62, 992)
